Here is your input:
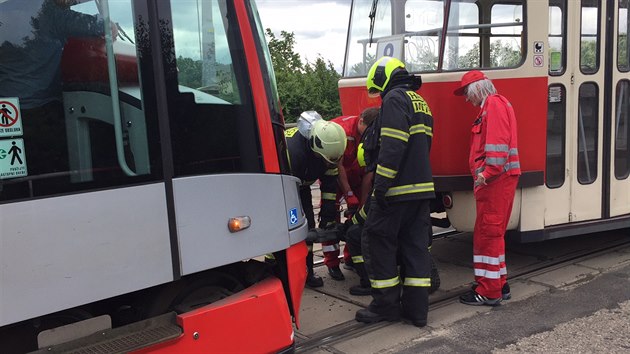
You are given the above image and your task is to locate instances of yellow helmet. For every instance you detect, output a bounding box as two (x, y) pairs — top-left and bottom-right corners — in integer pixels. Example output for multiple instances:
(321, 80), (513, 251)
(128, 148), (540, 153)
(309, 120), (347, 164)
(366, 56), (406, 94)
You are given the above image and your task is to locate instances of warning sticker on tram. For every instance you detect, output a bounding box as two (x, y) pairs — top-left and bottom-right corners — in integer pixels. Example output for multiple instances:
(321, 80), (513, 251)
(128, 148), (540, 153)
(0, 138), (27, 179)
(0, 98), (23, 137)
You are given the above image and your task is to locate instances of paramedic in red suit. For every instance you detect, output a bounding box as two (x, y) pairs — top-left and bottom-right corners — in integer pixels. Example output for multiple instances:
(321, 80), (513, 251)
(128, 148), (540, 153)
(454, 70), (521, 306)
(322, 108), (379, 281)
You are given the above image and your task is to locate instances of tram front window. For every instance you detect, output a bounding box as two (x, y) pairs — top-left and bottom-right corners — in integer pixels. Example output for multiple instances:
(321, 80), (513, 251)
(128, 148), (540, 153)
(0, 0), (160, 202)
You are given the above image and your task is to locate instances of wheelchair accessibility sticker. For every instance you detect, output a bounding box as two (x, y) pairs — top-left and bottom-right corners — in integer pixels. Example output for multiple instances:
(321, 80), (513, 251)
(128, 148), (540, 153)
(289, 208), (299, 226)
(0, 138), (27, 179)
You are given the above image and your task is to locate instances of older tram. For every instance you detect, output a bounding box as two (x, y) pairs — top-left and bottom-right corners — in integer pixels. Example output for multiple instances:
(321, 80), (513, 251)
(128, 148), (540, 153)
(339, 0), (630, 242)
(0, 0), (306, 353)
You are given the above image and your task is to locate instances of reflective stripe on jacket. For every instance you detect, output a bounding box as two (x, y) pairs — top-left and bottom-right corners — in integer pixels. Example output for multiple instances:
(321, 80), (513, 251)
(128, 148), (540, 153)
(469, 94), (521, 184)
(373, 88), (435, 202)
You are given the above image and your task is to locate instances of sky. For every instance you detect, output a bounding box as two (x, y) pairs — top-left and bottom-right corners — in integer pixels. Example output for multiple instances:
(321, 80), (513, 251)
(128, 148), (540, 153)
(256, 0), (352, 72)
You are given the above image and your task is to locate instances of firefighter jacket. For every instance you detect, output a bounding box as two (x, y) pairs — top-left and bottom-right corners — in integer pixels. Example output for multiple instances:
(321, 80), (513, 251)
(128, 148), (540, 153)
(285, 127), (338, 224)
(371, 85), (435, 203)
(469, 94), (521, 187)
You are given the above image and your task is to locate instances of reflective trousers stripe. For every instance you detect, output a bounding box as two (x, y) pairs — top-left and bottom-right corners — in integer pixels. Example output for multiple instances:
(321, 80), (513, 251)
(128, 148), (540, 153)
(403, 277), (431, 287)
(474, 268), (501, 279)
(322, 192), (336, 200)
(370, 276), (400, 289)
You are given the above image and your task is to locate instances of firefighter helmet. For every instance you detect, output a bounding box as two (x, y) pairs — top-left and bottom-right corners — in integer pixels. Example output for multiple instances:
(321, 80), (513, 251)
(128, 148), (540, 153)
(366, 56), (406, 94)
(357, 143), (366, 167)
(297, 110), (323, 138)
(309, 120), (347, 164)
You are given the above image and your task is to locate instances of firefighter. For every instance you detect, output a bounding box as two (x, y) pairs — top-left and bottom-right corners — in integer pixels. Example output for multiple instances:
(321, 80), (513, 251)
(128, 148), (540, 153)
(354, 57), (435, 328)
(454, 70), (520, 306)
(321, 107), (379, 281)
(285, 113), (347, 288)
(346, 140), (441, 297)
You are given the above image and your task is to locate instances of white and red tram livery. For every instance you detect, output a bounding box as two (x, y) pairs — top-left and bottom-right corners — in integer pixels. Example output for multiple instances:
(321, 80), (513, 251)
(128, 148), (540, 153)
(340, 0), (630, 241)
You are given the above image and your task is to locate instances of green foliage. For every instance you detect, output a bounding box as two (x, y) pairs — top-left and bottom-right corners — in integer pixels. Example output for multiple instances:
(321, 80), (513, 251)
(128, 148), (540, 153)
(457, 40), (521, 69)
(176, 56), (202, 89)
(265, 29), (341, 123)
(580, 39), (598, 72)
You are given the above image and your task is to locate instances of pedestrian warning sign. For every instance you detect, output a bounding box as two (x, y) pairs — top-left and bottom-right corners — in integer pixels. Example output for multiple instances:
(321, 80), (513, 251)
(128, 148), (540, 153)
(0, 97), (23, 137)
(0, 138), (27, 179)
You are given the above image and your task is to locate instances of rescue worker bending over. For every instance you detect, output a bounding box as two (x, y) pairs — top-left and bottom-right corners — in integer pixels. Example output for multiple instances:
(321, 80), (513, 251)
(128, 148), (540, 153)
(285, 114), (347, 287)
(321, 108), (379, 281)
(355, 57), (435, 328)
(454, 70), (520, 306)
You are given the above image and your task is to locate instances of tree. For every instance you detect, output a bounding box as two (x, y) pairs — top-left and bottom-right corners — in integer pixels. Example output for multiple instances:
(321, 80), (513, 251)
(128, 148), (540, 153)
(458, 40), (521, 69)
(265, 29), (341, 122)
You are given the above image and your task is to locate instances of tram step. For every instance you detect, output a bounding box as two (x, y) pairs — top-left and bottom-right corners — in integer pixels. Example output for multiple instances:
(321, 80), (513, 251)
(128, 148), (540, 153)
(30, 312), (182, 354)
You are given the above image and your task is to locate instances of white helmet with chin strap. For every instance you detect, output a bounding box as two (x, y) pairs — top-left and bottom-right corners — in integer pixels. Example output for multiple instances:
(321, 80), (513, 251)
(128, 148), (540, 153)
(309, 120), (347, 164)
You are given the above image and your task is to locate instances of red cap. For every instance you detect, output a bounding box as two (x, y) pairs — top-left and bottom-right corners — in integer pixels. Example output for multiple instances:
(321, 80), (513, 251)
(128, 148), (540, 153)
(454, 70), (487, 96)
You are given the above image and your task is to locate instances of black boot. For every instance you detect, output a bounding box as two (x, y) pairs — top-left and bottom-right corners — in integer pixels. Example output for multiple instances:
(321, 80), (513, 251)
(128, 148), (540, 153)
(349, 262), (371, 295)
(306, 251), (323, 288)
(328, 266), (345, 280)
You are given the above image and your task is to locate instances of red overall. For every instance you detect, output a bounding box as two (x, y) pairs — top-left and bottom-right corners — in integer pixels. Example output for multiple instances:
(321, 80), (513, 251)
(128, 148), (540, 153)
(469, 95), (520, 299)
(322, 115), (364, 267)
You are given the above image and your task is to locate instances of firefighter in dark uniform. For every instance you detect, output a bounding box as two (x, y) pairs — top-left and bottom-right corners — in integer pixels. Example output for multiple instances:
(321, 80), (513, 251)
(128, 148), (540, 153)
(346, 141), (440, 297)
(354, 56), (435, 328)
(285, 116), (347, 287)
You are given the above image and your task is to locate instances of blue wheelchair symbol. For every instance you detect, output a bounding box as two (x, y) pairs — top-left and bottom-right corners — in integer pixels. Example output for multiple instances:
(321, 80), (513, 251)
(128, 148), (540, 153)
(289, 208), (299, 226)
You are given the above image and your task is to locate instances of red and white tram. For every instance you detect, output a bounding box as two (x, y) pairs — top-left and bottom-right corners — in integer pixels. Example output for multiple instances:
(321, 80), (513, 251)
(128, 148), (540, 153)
(0, 0), (306, 353)
(339, 0), (630, 242)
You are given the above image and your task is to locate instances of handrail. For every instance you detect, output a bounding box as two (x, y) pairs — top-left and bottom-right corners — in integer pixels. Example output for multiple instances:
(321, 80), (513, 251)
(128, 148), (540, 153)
(101, 0), (137, 177)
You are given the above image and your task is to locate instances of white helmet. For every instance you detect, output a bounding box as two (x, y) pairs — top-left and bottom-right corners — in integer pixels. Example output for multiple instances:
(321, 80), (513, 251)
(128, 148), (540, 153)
(309, 120), (347, 164)
(297, 110), (323, 138)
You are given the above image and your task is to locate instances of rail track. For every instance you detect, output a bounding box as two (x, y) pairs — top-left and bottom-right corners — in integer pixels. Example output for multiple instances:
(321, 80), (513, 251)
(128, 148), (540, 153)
(296, 232), (630, 353)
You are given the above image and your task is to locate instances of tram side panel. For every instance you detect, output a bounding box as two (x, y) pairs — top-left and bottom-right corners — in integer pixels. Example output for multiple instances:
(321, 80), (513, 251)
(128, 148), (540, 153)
(0, 0), (306, 353)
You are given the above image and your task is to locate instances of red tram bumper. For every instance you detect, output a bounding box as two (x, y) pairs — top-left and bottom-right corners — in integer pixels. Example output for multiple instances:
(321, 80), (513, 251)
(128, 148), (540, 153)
(132, 277), (296, 354)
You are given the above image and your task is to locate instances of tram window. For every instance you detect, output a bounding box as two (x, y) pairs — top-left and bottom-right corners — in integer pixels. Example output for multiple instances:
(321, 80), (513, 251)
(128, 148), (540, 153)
(614, 80), (630, 179)
(403, 0), (445, 72)
(618, 0), (630, 72)
(343, 0), (392, 77)
(443, 0), (524, 70)
(443, 1), (480, 70)
(0, 0), (161, 202)
(549, 1), (567, 75)
(489, 4), (523, 68)
(546, 85), (567, 188)
(172, 0), (241, 104)
(168, 0), (263, 176)
(577, 83), (599, 185)
(580, 0), (601, 74)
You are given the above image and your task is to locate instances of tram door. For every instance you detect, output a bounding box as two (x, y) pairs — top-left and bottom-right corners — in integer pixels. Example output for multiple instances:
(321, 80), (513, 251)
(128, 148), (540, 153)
(609, 0), (630, 217)
(546, 0), (630, 226)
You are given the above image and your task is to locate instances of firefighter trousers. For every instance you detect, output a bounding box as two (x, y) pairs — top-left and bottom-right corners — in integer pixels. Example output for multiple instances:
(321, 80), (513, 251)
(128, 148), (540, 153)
(473, 174), (519, 299)
(362, 198), (431, 322)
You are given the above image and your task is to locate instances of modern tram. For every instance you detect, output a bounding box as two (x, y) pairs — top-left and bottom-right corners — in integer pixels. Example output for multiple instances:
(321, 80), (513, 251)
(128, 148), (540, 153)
(0, 0), (307, 353)
(339, 0), (630, 242)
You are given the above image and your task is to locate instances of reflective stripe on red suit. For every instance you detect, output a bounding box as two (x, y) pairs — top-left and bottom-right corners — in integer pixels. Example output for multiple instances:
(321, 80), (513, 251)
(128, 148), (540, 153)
(322, 115), (363, 267)
(469, 94), (520, 299)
